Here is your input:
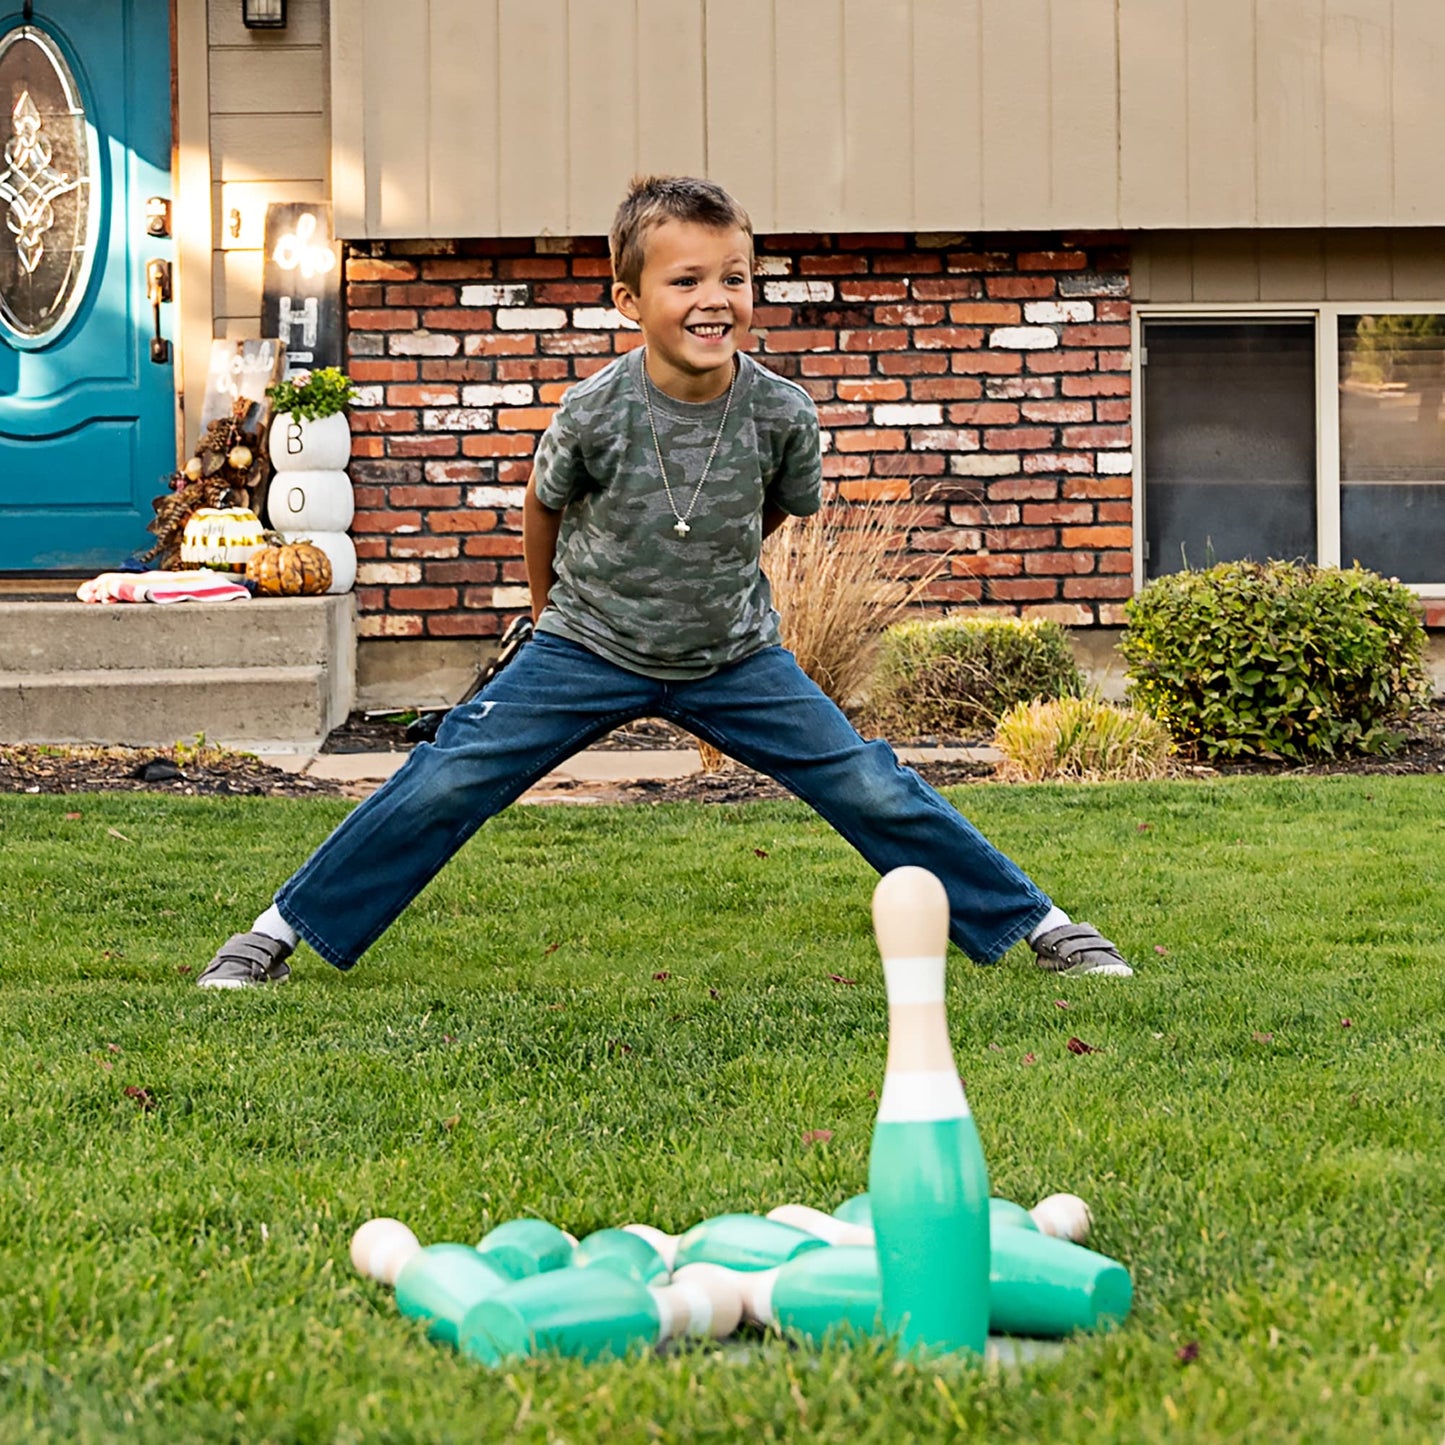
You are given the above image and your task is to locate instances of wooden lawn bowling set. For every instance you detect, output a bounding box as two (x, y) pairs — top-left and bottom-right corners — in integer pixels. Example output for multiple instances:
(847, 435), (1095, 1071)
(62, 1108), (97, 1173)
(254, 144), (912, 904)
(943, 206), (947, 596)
(349, 868), (1133, 1367)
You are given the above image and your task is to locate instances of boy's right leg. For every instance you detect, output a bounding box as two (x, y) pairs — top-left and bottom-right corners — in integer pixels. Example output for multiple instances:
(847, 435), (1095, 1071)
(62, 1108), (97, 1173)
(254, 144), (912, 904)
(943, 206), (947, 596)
(201, 634), (659, 980)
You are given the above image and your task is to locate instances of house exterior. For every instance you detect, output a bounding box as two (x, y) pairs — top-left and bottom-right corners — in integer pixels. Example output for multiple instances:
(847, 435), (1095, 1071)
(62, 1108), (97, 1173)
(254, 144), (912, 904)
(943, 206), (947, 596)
(4, 0), (1444, 700)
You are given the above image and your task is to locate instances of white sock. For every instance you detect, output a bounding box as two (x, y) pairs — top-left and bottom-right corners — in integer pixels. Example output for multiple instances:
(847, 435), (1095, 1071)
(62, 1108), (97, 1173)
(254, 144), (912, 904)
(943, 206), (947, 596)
(1028, 905), (1071, 944)
(252, 904), (298, 951)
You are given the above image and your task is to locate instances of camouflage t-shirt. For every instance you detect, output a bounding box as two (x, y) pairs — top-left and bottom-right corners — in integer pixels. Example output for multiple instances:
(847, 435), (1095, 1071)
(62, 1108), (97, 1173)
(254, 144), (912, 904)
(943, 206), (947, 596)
(531, 347), (822, 679)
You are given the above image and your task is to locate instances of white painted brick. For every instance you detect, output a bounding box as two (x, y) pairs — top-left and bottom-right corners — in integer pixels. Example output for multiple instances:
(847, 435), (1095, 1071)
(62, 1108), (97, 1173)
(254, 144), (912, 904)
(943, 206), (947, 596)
(496, 307), (567, 331)
(1097, 450), (1134, 474)
(949, 453), (1020, 477)
(573, 307), (626, 329)
(461, 383), (535, 406)
(465, 485), (527, 507)
(491, 585), (532, 608)
(763, 280), (835, 304)
(535, 236), (575, 254)
(351, 385), (384, 408)
(873, 403), (943, 426)
(460, 283), (529, 307)
(357, 561), (422, 586)
(358, 615), (424, 637)
(756, 256), (792, 275)
(913, 428), (980, 451)
(423, 408), (495, 431)
(988, 326), (1058, 350)
(819, 430), (833, 454)
(1023, 300), (1095, 324)
(389, 332), (459, 357)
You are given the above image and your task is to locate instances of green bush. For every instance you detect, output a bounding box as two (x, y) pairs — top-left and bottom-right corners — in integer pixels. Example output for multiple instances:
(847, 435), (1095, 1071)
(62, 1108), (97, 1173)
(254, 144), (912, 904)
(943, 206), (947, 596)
(1120, 560), (1430, 760)
(866, 616), (1083, 736)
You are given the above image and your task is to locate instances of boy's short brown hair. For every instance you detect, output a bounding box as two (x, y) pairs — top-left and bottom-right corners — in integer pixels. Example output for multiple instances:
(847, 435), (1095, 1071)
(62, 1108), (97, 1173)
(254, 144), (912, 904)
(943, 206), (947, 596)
(609, 175), (753, 294)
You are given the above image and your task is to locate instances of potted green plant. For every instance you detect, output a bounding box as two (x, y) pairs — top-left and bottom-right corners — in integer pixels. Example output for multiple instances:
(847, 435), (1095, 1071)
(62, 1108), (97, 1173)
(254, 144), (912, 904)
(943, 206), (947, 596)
(266, 366), (357, 473)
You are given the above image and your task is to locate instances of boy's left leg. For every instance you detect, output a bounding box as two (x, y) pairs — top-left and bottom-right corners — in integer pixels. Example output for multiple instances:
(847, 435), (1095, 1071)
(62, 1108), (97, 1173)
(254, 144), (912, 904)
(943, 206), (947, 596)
(666, 646), (1129, 972)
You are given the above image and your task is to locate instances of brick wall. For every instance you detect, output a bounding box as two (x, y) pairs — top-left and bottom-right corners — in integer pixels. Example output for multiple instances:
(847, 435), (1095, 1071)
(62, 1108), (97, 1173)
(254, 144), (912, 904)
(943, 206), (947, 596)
(343, 233), (1132, 641)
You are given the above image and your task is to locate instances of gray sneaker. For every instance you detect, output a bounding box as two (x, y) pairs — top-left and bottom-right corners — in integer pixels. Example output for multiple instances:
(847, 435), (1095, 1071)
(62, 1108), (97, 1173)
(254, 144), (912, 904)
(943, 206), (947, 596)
(197, 931), (293, 988)
(1030, 923), (1134, 977)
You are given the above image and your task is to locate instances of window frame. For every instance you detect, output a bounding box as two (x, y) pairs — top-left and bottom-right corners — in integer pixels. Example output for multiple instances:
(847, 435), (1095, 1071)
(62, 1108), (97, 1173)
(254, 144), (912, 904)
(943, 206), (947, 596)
(1131, 302), (1445, 599)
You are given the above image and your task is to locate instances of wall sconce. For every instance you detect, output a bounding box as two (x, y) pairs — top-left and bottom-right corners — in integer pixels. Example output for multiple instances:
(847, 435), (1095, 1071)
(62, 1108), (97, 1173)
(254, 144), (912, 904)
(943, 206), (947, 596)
(242, 0), (287, 30)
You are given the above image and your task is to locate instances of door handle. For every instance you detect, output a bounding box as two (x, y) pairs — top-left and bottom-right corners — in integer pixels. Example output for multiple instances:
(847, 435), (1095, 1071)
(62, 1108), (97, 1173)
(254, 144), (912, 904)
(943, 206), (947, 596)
(146, 259), (172, 364)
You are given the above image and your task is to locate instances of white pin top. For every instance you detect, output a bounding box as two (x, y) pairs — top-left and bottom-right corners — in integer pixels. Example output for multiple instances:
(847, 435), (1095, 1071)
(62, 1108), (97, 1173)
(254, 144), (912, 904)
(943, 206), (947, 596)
(622, 1222), (678, 1270)
(872, 865), (949, 964)
(349, 1217), (421, 1286)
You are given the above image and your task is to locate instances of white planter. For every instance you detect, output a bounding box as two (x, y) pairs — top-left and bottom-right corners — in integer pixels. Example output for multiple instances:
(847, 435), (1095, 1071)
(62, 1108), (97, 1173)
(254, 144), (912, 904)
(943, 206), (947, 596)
(270, 411), (351, 472)
(267, 469), (355, 534)
(283, 529), (356, 595)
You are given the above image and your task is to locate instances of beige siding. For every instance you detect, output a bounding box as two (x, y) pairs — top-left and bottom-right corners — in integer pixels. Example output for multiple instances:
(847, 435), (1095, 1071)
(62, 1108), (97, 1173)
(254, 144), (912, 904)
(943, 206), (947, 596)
(207, 0), (328, 338)
(1135, 230), (1445, 303)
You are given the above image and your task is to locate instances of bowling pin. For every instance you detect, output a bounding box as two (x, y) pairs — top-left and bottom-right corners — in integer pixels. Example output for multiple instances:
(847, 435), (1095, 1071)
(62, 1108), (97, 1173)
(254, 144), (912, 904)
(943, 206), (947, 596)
(459, 1264), (744, 1366)
(832, 1193), (872, 1227)
(673, 1213), (830, 1272)
(394, 1242), (513, 1347)
(698, 1232), (1130, 1343)
(349, 1217), (421, 1285)
(765, 1204), (873, 1246)
(621, 1223), (679, 1270)
(572, 1227), (670, 1286)
(867, 866), (990, 1356)
(475, 1218), (575, 1277)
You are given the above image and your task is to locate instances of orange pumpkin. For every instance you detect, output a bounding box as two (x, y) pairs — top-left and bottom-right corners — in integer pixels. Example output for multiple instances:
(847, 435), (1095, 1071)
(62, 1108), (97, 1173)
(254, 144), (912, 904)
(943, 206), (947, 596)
(245, 540), (332, 596)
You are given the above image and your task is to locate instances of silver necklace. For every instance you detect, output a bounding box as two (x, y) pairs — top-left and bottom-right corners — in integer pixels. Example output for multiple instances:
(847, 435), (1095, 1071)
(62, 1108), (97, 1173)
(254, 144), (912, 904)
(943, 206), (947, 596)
(640, 351), (737, 537)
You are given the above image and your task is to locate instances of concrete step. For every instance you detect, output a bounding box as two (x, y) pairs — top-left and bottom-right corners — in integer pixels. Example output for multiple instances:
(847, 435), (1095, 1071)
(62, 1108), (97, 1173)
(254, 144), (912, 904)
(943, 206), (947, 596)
(0, 597), (347, 672)
(0, 595), (356, 749)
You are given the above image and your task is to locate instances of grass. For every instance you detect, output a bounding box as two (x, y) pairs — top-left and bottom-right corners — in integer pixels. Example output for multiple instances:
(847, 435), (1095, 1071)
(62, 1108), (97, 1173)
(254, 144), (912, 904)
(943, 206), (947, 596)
(1, 779), (1444, 1443)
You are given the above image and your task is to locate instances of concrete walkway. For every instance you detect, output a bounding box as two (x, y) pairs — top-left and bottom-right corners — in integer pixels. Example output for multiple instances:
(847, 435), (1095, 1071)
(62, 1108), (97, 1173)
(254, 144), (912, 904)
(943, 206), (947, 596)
(268, 743), (1000, 800)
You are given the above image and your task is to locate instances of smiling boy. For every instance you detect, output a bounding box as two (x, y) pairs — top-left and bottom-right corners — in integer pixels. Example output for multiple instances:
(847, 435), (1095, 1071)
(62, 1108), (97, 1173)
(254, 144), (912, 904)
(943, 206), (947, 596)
(198, 175), (1133, 988)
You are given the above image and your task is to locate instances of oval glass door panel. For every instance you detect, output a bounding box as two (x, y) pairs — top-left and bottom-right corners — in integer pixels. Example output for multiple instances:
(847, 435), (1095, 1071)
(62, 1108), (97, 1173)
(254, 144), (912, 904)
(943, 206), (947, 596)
(0, 24), (98, 345)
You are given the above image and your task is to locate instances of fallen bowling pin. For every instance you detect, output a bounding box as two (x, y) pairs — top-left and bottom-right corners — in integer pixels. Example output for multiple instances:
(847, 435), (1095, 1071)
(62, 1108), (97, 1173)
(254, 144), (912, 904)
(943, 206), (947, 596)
(673, 1213), (830, 1272)
(868, 866), (990, 1356)
(816, 1195), (1040, 1241)
(765, 1204), (873, 1246)
(475, 1218), (575, 1277)
(459, 1263), (744, 1366)
(1031, 1192), (1093, 1243)
(621, 1222), (679, 1270)
(394, 1243), (514, 1347)
(349, 1217), (421, 1286)
(572, 1227), (670, 1286)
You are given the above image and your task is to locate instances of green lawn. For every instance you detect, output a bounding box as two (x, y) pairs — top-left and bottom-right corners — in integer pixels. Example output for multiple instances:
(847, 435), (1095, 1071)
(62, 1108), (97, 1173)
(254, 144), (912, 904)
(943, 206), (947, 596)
(1, 778), (1443, 1443)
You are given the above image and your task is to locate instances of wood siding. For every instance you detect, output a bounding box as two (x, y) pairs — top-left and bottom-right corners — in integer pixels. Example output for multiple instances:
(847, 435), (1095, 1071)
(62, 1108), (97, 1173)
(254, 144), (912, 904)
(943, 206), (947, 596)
(331, 0), (1445, 239)
(208, 0), (330, 337)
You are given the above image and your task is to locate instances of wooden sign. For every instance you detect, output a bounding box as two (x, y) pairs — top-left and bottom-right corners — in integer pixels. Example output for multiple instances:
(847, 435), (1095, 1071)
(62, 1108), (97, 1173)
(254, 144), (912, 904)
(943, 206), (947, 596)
(261, 202), (343, 379)
(200, 338), (286, 432)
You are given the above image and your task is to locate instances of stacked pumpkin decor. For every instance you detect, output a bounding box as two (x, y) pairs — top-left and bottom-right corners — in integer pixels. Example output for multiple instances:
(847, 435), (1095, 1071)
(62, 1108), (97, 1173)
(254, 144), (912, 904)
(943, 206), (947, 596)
(262, 367), (359, 595)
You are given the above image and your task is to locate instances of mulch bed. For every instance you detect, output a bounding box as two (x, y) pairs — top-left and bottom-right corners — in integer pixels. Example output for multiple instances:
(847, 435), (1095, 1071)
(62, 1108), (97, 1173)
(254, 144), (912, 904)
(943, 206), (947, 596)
(4, 707), (1444, 802)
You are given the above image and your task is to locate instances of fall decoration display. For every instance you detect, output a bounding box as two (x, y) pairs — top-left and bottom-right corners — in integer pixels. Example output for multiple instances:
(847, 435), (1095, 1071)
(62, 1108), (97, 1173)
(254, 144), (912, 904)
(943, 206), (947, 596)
(245, 538), (333, 596)
(179, 507), (266, 572)
(143, 398), (270, 569)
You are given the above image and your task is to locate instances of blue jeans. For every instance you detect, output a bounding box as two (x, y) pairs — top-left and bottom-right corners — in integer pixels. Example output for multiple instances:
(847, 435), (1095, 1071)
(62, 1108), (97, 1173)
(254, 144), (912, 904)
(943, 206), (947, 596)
(276, 634), (1051, 969)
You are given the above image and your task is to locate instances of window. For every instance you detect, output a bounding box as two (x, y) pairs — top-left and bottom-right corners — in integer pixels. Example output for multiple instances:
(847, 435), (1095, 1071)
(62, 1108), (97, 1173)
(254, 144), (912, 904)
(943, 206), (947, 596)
(1138, 307), (1445, 594)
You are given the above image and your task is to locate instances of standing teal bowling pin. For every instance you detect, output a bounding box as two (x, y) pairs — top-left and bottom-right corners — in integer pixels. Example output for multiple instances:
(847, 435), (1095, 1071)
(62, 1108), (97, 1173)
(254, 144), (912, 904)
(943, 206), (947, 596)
(867, 866), (991, 1356)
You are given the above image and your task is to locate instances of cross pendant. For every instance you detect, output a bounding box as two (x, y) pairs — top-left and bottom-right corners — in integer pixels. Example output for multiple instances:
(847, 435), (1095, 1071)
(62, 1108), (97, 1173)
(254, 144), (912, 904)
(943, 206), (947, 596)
(673, 519), (690, 536)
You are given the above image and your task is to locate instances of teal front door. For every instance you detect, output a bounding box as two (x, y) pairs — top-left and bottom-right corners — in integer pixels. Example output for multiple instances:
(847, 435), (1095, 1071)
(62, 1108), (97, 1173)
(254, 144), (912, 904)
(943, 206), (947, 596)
(0, 1), (174, 571)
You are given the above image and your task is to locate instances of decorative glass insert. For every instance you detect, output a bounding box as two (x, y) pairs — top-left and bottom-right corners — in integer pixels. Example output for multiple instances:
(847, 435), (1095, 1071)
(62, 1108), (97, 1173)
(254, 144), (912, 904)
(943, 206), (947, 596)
(0, 25), (97, 342)
(1339, 315), (1445, 585)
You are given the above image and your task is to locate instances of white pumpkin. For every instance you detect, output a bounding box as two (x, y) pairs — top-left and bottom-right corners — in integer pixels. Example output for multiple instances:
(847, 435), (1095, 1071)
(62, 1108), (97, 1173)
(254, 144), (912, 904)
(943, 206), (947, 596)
(180, 507), (265, 572)
(267, 468), (354, 534)
(282, 529), (356, 595)
(269, 411), (351, 473)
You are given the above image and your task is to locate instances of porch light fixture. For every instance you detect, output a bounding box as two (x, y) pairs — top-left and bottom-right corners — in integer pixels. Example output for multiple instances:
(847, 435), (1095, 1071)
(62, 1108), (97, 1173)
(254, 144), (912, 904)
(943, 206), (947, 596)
(242, 0), (287, 30)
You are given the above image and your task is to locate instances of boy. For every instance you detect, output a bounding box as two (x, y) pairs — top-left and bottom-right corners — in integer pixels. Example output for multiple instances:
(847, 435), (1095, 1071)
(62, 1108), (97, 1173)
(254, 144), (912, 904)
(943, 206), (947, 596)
(199, 175), (1132, 988)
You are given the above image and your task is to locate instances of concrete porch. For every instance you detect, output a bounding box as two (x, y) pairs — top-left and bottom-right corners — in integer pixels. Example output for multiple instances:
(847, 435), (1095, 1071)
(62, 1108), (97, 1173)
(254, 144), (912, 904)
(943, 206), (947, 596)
(0, 588), (356, 752)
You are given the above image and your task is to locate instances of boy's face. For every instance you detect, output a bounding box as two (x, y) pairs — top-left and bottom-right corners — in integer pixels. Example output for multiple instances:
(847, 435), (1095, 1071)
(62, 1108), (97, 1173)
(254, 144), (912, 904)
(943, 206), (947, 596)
(612, 220), (754, 402)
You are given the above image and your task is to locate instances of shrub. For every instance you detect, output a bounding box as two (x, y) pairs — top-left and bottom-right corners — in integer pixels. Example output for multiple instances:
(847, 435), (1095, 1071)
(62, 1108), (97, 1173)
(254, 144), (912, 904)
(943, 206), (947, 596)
(866, 616), (1084, 737)
(1120, 561), (1430, 760)
(992, 695), (1175, 781)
